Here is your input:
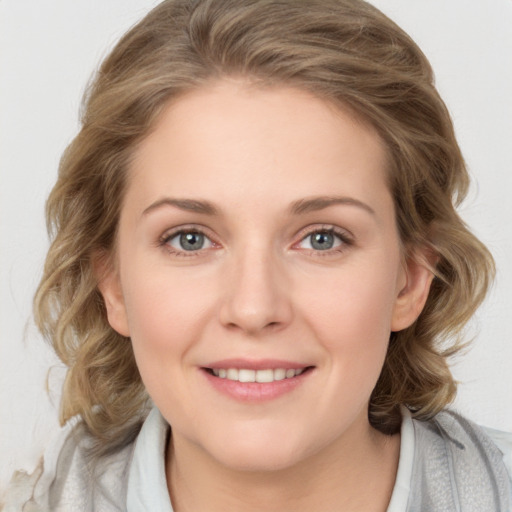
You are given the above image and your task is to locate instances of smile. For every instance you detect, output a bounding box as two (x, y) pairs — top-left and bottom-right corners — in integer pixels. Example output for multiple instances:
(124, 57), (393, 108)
(201, 363), (314, 402)
(209, 368), (306, 383)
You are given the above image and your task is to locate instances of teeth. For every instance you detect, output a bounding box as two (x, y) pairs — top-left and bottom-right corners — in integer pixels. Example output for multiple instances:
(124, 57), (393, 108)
(239, 369), (256, 382)
(210, 367), (307, 383)
(255, 369), (273, 383)
(227, 368), (239, 380)
(273, 368), (286, 381)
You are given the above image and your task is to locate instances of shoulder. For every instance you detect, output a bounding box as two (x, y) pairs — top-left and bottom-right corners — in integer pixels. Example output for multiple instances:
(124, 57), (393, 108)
(1, 417), (136, 512)
(410, 409), (512, 511)
(481, 423), (512, 477)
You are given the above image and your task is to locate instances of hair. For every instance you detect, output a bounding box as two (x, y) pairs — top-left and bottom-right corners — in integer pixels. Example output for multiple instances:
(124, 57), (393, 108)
(35, 0), (494, 450)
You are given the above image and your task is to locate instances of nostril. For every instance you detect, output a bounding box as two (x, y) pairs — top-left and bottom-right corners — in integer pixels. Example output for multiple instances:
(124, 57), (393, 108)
(265, 322), (286, 334)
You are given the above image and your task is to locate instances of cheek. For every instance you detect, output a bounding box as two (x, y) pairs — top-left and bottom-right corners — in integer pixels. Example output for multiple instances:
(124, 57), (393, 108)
(298, 257), (400, 369)
(298, 271), (397, 418)
(119, 263), (213, 367)
(119, 265), (218, 420)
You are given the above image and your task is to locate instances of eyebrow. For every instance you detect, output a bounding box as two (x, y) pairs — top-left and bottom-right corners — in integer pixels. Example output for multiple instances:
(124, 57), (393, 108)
(142, 198), (218, 216)
(141, 195), (375, 218)
(290, 196), (376, 216)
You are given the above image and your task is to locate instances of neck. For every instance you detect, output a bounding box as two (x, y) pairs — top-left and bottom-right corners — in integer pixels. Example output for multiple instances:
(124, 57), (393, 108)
(166, 417), (400, 512)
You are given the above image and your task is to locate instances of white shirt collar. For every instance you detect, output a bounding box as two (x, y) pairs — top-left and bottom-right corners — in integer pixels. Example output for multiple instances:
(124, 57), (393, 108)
(127, 407), (173, 512)
(126, 406), (414, 512)
(386, 406), (414, 512)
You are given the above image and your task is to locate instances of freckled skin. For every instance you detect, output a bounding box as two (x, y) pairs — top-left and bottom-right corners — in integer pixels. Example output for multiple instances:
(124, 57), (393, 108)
(99, 80), (433, 511)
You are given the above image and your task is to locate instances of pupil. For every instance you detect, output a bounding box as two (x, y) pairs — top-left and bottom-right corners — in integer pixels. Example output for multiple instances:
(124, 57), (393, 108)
(311, 232), (334, 250)
(180, 232), (204, 251)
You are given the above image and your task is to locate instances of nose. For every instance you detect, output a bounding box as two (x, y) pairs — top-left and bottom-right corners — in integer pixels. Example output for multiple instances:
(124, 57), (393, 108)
(219, 244), (293, 336)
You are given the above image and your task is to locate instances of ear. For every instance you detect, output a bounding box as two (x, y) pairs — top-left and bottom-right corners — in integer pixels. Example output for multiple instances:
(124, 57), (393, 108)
(93, 250), (131, 337)
(391, 247), (436, 332)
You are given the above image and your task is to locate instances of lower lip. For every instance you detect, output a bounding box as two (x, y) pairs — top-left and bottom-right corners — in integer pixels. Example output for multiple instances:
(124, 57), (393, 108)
(201, 368), (313, 402)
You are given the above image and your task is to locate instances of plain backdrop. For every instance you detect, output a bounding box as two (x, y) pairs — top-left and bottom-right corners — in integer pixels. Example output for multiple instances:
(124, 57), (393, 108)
(1, 0), (511, 492)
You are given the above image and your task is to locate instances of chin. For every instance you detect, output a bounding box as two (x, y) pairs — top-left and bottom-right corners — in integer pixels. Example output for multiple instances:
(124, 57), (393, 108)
(201, 424), (315, 473)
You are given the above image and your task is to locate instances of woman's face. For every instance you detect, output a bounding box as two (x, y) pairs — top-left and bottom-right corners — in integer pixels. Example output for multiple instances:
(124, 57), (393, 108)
(101, 80), (431, 471)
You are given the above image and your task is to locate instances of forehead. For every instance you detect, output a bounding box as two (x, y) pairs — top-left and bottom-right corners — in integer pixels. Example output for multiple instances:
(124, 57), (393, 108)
(126, 80), (391, 216)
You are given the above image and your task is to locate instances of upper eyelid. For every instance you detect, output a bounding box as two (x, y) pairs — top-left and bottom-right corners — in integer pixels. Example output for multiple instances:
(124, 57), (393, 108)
(159, 224), (216, 242)
(294, 224), (354, 242)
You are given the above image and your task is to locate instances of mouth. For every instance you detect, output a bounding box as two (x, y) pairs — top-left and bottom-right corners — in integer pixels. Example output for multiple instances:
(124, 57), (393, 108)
(203, 367), (312, 383)
(200, 361), (315, 401)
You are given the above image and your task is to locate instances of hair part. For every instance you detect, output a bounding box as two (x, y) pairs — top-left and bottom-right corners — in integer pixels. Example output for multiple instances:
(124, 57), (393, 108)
(35, 0), (494, 450)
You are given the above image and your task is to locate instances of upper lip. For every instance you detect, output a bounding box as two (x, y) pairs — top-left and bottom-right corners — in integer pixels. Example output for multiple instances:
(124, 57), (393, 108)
(203, 359), (312, 370)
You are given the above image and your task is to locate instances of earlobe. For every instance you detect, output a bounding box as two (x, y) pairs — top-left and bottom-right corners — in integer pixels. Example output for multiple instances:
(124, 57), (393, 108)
(93, 251), (131, 337)
(391, 249), (436, 332)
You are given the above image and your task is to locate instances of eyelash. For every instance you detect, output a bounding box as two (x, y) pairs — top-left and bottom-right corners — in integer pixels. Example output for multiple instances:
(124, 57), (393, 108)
(293, 225), (353, 257)
(158, 226), (218, 257)
(158, 225), (353, 258)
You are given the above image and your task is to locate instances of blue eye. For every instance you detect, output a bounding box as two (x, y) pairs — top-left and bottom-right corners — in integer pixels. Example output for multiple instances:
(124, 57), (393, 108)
(167, 231), (213, 252)
(299, 230), (344, 251)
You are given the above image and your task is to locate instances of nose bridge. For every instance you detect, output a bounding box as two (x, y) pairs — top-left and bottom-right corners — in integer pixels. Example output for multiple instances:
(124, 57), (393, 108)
(220, 237), (292, 334)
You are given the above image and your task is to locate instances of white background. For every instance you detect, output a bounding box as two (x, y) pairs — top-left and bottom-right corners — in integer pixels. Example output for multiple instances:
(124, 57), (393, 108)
(1, 0), (511, 492)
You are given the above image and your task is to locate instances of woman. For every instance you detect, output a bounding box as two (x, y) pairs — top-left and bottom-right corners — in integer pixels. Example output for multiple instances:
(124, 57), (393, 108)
(3, 0), (511, 510)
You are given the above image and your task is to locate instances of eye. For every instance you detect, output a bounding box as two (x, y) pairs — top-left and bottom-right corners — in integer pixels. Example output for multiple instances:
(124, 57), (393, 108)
(165, 230), (214, 252)
(297, 228), (349, 252)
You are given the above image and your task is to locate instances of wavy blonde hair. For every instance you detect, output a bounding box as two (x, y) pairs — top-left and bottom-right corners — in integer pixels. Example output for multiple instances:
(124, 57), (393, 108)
(35, 0), (494, 449)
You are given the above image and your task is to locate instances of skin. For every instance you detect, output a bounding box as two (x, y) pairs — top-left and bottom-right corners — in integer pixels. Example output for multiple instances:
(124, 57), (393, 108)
(99, 80), (434, 511)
